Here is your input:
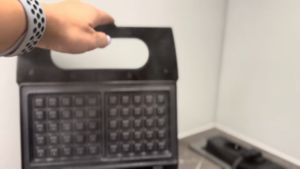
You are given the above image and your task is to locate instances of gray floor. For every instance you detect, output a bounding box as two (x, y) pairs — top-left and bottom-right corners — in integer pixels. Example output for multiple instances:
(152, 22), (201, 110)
(178, 128), (299, 169)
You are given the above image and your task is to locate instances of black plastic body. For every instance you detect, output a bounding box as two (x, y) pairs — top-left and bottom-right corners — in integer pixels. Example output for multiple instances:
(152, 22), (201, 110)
(17, 25), (179, 169)
(17, 24), (178, 83)
(205, 136), (285, 169)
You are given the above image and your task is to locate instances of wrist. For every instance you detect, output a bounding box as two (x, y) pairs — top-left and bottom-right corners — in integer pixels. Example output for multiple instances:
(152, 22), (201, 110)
(0, 0), (27, 53)
(37, 3), (59, 49)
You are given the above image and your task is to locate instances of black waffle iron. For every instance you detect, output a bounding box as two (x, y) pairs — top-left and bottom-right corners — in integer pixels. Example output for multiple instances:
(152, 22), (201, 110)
(17, 24), (179, 169)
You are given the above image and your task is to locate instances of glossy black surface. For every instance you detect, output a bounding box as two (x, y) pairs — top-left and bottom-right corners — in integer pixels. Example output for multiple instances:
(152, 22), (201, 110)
(18, 25), (178, 169)
(20, 82), (178, 169)
(30, 92), (171, 161)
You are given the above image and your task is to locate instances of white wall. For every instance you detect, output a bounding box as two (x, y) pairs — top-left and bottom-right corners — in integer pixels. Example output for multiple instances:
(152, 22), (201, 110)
(217, 0), (300, 165)
(0, 0), (227, 169)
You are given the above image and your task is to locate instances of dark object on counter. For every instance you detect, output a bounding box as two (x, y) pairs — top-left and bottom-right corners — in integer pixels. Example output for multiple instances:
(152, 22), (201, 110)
(190, 136), (285, 169)
(17, 24), (178, 169)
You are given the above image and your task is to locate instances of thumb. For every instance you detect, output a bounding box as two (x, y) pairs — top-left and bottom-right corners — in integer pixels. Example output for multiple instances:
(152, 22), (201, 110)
(94, 31), (111, 48)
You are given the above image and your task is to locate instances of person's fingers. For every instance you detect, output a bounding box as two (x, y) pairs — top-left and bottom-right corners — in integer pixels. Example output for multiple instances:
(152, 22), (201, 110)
(91, 9), (114, 27)
(85, 31), (110, 51)
(94, 31), (111, 48)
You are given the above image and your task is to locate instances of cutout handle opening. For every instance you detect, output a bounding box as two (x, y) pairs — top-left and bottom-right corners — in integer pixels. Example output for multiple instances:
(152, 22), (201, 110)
(51, 38), (149, 70)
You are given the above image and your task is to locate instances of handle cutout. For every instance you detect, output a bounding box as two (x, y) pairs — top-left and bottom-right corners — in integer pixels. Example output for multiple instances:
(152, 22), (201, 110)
(51, 38), (149, 70)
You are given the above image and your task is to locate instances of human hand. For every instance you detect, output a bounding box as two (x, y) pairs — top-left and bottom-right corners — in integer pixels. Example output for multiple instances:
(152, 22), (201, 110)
(37, 0), (114, 54)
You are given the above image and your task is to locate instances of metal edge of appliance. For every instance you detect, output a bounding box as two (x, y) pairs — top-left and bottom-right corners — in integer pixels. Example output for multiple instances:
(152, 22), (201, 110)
(189, 140), (232, 169)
